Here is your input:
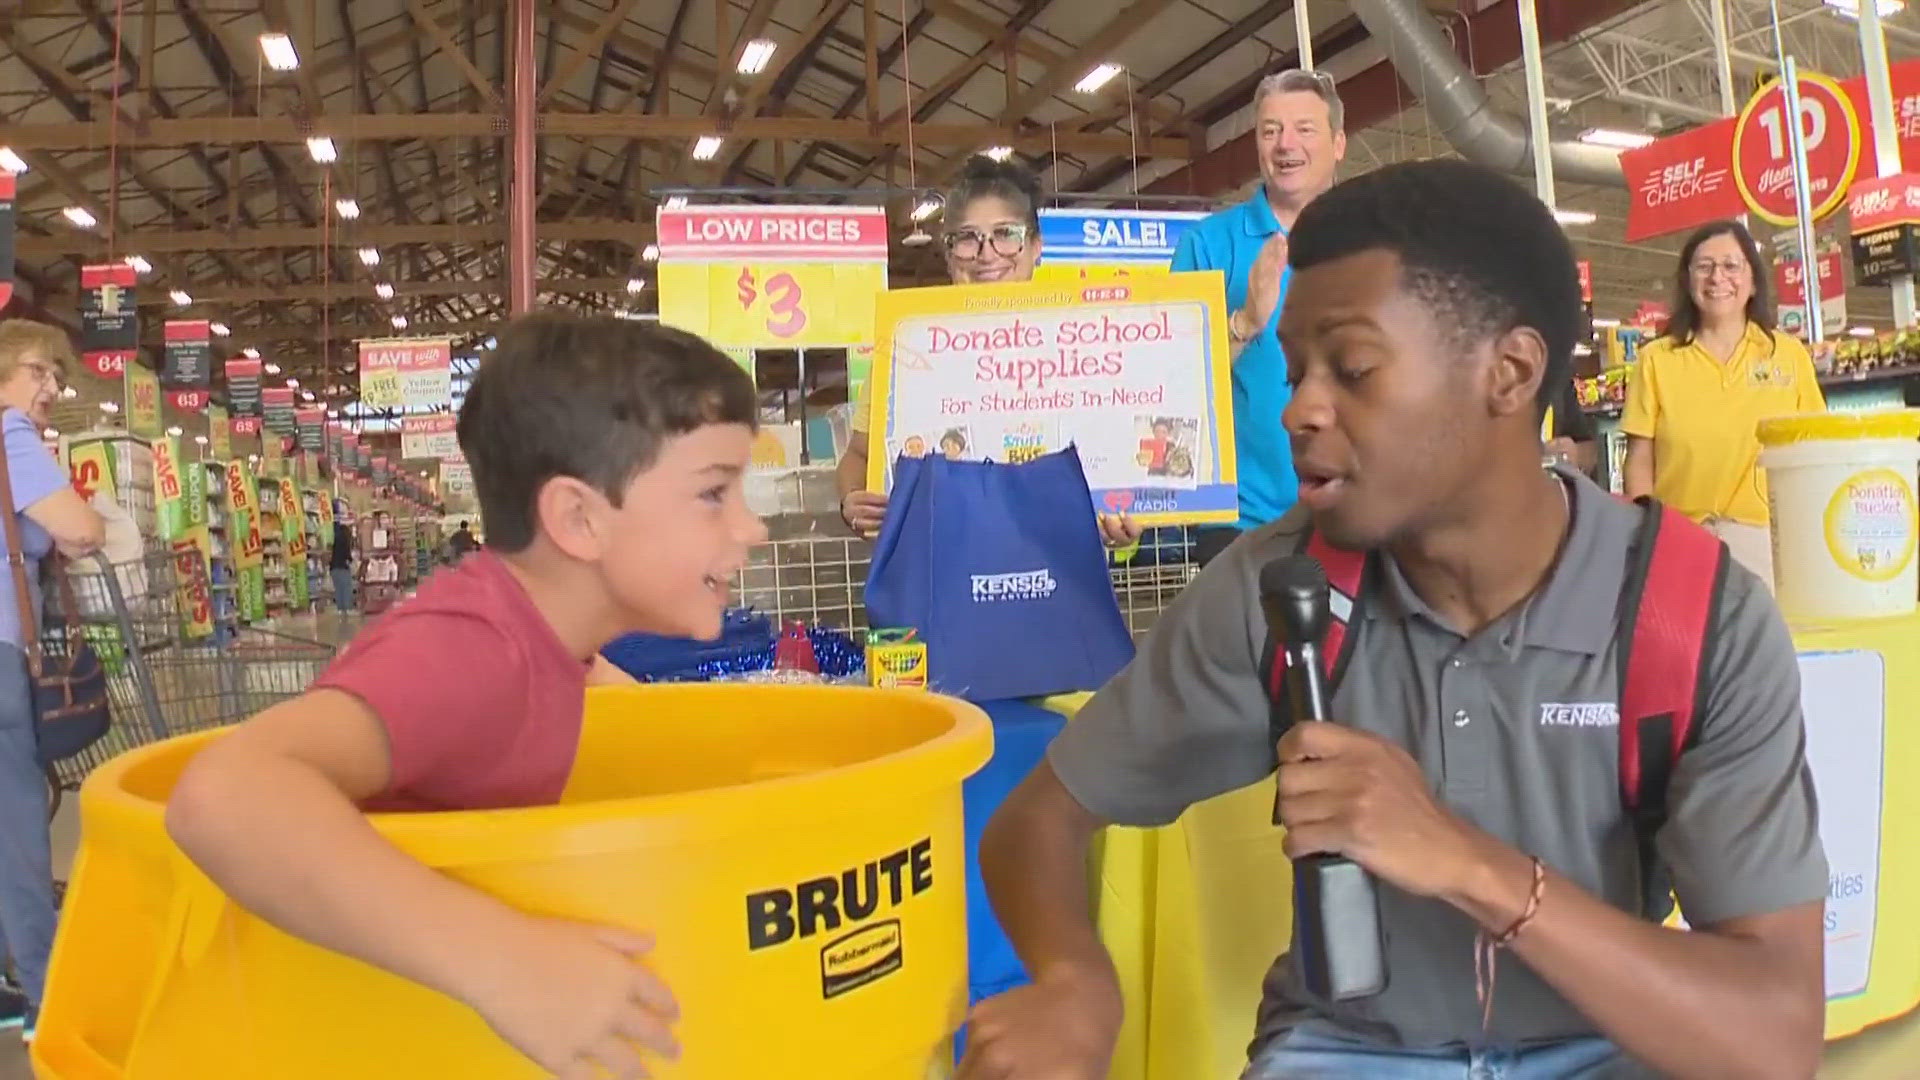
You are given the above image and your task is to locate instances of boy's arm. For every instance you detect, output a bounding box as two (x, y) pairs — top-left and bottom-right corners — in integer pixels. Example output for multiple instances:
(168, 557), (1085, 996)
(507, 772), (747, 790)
(167, 688), (679, 1076)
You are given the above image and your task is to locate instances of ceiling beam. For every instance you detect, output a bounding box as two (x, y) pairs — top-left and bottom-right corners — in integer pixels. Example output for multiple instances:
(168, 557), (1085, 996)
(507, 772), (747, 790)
(17, 218), (655, 257)
(0, 112), (1189, 156)
(46, 276), (639, 309)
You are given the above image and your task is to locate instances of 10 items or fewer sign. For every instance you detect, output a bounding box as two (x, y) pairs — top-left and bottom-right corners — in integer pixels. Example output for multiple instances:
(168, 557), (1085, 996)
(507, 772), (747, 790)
(865, 273), (1237, 525)
(655, 205), (887, 349)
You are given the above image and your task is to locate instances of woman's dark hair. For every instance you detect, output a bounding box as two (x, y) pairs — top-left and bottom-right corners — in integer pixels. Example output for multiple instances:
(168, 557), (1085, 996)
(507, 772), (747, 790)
(1665, 219), (1774, 344)
(943, 155), (1041, 229)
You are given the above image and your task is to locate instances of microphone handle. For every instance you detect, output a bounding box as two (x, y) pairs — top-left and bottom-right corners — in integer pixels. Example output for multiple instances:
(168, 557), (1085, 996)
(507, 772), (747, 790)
(1275, 642), (1388, 1002)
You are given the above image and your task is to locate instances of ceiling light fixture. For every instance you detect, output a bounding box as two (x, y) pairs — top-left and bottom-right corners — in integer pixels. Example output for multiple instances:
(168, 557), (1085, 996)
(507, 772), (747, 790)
(0, 148), (26, 174)
(242, 347), (261, 360)
(305, 136), (337, 163)
(334, 197), (360, 220)
(642, 243), (660, 261)
(392, 315), (409, 330)
(1823, 0), (1905, 18)
(663, 196), (688, 210)
(357, 246), (380, 266)
(691, 136), (724, 161)
(1553, 208), (1598, 226)
(210, 322), (230, 337)
(166, 426), (184, 437)
(124, 254), (152, 274)
(169, 289), (193, 306)
(911, 198), (941, 222)
(374, 282), (395, 300)
(984, 146), (1014, 161)
(62, 206), (97, 229)
(1578, 128), (1655, 150)
(1075, 63), (1123, 94)
(259, 32), (300, 71)
(264, 362), (282, 375)
(626, 278), (646, 294)
(738, 39), (778, 75)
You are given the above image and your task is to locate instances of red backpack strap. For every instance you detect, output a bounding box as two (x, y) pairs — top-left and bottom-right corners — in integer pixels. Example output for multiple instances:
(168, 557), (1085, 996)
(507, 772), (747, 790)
(1615, 498), (1727, 918)
(1261, 530), (1371, 746)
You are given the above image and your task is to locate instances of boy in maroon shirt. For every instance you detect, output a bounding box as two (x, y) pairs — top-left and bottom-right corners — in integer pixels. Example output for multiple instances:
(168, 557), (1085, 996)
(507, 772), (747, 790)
(166, 313), (765, 1080)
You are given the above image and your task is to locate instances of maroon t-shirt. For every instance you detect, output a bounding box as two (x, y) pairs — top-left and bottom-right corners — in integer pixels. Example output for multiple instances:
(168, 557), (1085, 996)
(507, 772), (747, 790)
(314, 550), (591, 812)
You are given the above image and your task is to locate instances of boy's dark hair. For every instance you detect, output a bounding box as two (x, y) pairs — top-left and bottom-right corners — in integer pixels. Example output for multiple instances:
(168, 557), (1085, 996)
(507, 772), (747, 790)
(1288, 158), (1583, 412)
(1664, 219), (1774, 345)
(457, 312), (758, 552)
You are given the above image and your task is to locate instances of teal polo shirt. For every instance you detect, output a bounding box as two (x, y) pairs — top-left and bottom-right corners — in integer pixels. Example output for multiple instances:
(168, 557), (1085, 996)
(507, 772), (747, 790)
(1170, 191), (1296, 530)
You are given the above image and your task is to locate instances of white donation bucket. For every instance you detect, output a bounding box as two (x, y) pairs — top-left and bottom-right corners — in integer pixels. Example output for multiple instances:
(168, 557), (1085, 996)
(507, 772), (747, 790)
(1758, 409), (1920, 622)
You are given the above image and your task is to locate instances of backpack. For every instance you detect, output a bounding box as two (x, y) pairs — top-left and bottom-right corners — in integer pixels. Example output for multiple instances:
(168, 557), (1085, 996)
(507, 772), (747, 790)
(1260, 497), (1729, 919)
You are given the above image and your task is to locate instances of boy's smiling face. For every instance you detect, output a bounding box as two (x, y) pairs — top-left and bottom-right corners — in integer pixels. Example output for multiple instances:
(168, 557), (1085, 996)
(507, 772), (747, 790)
(600, 422), (765, 640)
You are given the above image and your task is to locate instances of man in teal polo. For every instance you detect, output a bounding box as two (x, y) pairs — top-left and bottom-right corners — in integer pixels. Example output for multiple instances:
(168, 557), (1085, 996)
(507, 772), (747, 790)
(1173, 69), (1346, 563)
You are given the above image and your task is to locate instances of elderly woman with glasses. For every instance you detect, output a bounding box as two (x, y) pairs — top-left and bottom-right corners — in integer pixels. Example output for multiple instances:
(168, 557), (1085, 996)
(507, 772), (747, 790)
(0, 320), (105, 1037)
(1620, 220), (1826, 587)
(837, 155), (1142, 549)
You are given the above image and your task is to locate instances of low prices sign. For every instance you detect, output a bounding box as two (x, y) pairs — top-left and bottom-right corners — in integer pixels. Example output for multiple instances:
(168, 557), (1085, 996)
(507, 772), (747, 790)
(866, 272), (1240, 526)
(359, 338), (452, 410)
(1848, 172), (1920, 285)
(401, 411), (459, 460)
(656, 205), (887, 349)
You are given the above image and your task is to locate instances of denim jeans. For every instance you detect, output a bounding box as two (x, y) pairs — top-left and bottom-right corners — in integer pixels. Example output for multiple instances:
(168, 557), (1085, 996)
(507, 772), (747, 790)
(330, 567), (355, 613)
(0, 645), (56, 1006)
(1244, 1023), (1630, 1080)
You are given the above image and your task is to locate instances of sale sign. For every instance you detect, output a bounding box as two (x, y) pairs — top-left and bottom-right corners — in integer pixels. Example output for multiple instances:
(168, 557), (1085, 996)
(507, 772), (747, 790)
(359, 337), (452, 410)
(1776, 246), (1847, 337)
(124, 361), (162, 439)
(80, 263), (138, 380)
(866, 271), (1239, 526)
(67, 439), (117, 505)
(656, 205), (887, 350)
(401, 411), (459, 460)
(1034, 208), (1207, 285)
(226, 459), (264, 570)
(208, 404), (231, 459)
(152, 433), (188, 539)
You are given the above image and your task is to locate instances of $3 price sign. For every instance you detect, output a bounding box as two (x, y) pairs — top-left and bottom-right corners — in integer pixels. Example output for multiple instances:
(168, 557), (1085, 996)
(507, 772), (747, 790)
(735, 266), (809, 340)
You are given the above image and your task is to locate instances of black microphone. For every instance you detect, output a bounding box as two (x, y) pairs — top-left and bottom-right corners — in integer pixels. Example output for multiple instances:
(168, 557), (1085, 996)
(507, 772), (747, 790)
(1260, 555), (1388, 1002)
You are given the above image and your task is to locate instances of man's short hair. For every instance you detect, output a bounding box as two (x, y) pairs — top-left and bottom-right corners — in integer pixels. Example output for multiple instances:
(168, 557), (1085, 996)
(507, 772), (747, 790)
(1287, 159), (1581, 411)
(456, 313), (757, 553)
(1253, 68), (1344, 131)
(0, 319), (76, 384)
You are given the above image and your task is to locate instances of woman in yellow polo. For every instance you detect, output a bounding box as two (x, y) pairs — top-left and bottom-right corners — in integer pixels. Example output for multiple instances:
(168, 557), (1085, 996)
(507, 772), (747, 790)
(1621, 219), (1826, 587)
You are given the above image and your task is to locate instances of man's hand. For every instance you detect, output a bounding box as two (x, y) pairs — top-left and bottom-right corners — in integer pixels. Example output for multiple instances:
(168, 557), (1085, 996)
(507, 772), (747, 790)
(841, 489), (888, 536)
(1232, 232), (1289, 344)
(1545, 436), (1578, 465)
(956, 967), (1122, 1079)
(1096, 512), (1143, 550)
(457, 916), (681, 1079)
(1274, 721), (1485, 900)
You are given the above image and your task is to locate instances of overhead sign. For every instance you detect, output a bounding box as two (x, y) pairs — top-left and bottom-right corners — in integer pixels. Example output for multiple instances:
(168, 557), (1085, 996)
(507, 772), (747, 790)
(866, 272), (1238, 526)
(359, 337), (452, 410)
(0, 172), (13, 312)
(1848, 173), (1920, 285)
(400, 411), (459, 460)
(80, 263), (138, 379)
(1034, 208), (1208, 285)
(224, 358), (262, 436)
(656, 205), (888, 349)
(124, 361), (162, 440)
(163, 319), (213, 388)
(1622, 61), (1920, 240)
(1731, 71), (1861, 226)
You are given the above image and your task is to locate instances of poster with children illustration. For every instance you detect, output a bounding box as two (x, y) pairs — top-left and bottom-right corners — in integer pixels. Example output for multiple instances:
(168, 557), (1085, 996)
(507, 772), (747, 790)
(865, 273), (1238, 526)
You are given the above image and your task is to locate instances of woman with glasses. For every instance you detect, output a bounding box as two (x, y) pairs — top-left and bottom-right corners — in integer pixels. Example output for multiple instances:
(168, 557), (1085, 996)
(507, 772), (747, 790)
(1620, 220), (1826, 586)
(838, 155), (1142, 548)
(0, 321), (105, 1039)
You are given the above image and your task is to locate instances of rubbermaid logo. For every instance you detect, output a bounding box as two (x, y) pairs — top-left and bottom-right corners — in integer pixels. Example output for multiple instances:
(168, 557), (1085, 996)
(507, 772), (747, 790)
(1539, 702), (1620, 728)
(970, 569), (1057, 602)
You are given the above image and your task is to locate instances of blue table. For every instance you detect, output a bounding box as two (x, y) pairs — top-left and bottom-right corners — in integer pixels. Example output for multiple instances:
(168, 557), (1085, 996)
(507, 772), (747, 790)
(960, 698), (1067, 1004)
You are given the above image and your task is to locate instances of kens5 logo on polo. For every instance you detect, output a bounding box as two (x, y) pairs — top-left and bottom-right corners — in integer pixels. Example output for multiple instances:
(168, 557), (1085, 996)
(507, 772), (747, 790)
(1539, 702), (1621, 728)
(970, 569), (1057, 602)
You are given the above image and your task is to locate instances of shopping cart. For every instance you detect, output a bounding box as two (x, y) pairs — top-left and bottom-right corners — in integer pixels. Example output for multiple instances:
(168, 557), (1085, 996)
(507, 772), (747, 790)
(41, 546), (337, 810)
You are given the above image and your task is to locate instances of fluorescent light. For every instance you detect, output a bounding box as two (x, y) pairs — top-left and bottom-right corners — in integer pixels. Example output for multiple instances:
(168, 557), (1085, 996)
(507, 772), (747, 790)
(663, 196), (688, 210)
(99, 401), (119, 414)
(374, 282), (394, 300)
(0, 148), (25, 174)
(691, 136), (724, 161)
(211, 322), (231, 337)
(169, 289), (193, 306)
(626, 278), (646, 294)
(737, 39), (777, 75)
(1553, 208), (1598, 226)
(1823, 0), (1905, 18)
(1075, 63), (1123, 94)
(1849, 325), (1877, 337)
(306, 136), (337, 163)
(166, 426), (183, 437)
(984, 146), (1014, 161)
(1578, 127), (1655, 150)
(911, 198), (941, 222)
(301, 391), (316, 402)
(391, 315), (408, 330)
(357, 246), (380, 266)
(259, 32), (300, 71)
(124, 254), (152, 274)
(62, 206), (97, 229)
(194, 435), (208, 445)
(42, 428), (57, 439)
(642, 243), (660, 261)
(264, 362), (282, 375)
(1591, 317), (1621, 328)
(334, 197), (360, 220)
(242, 347), (260, 359)
(285, 378), (300, 388)
(60, 386), (76, 399)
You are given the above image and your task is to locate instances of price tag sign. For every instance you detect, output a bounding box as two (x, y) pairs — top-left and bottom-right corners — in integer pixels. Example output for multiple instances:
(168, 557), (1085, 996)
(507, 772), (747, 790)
(656, 206), (888, 349)
(1733, 71), (1863, 226)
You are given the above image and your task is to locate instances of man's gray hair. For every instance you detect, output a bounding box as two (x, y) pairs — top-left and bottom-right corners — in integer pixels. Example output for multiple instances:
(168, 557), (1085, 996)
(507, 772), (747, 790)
(1253, 69), (1344, 131)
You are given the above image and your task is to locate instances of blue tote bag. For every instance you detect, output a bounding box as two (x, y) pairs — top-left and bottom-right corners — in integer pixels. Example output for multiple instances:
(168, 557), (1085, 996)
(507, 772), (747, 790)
(865, 445), (1135, 702)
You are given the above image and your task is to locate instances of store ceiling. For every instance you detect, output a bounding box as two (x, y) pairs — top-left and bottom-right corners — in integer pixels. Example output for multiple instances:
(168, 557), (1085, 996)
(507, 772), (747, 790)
(3, 0), (1918, 432)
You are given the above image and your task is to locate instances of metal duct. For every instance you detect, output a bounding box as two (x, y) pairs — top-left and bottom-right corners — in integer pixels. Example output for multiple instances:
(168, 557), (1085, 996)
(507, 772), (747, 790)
(1349, 0), (1625, 188)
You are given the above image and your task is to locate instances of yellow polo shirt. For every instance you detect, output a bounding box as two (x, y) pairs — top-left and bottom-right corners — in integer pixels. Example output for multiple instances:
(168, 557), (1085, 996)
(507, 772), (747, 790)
(1619, 323), (1826, 526)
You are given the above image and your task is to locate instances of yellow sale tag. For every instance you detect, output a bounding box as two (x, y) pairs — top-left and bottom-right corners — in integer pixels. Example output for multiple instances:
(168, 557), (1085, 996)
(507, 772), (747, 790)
(67, 440), (117, 505)
(657, 261), (886, 349)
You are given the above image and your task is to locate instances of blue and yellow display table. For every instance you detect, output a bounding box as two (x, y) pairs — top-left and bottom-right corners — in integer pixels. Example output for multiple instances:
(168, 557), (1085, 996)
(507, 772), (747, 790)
(1042, 611), (1920, 1077)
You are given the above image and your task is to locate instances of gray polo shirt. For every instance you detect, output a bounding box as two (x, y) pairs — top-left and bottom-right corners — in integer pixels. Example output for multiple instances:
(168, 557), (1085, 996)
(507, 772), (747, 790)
(1048, 468), (1826, 1058)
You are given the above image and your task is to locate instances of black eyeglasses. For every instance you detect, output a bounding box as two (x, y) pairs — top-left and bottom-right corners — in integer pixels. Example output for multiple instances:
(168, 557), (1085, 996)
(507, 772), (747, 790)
(945, 223), (1031, 259)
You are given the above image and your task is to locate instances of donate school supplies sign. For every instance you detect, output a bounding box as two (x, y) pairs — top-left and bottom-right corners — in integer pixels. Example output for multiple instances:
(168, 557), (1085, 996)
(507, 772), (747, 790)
(866, 273), (1237, 526)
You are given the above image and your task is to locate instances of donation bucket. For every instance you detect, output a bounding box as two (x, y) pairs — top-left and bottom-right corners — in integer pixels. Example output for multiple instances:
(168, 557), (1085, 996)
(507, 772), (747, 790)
(1758, 409), (1920, 622)
(34, 684), (993, 1080)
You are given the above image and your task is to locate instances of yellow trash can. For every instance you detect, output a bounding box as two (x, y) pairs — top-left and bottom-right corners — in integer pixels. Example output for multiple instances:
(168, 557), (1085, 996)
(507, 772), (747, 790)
(34, 684), (992, 1079)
